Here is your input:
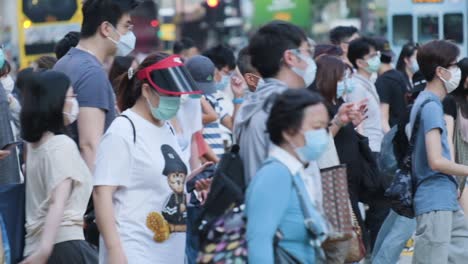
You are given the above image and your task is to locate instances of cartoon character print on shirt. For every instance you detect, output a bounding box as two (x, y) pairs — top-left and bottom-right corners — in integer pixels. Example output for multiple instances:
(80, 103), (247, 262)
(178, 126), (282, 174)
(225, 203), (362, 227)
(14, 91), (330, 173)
(146, 144), (187, 243)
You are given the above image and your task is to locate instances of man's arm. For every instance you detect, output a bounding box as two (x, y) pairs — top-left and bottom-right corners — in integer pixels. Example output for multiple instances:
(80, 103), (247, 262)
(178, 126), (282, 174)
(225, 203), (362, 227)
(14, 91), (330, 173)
(201, 97), (217, 125)
(380, 103), (391, 133)
(78, 107), (106, 173)
(426, 129), (468, 177)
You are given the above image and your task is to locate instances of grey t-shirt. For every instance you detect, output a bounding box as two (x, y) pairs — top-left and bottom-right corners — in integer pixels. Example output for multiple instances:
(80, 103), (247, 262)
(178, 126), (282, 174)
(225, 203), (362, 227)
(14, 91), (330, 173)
(53, 48), (116, 144)
(410, 91), (459, 216)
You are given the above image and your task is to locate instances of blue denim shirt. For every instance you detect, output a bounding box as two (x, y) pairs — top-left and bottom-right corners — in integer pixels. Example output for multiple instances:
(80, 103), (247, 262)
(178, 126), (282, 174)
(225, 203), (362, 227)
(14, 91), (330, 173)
(410, 91), (459, 216)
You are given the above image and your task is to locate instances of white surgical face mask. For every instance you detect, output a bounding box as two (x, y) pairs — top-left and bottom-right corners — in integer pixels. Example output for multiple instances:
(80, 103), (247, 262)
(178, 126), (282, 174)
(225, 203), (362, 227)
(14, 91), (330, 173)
(1, 75), (14, 94)
(440, 66), (462, 94)
(291, 51), (317, 87)
(107, 26), (136, 56)
(63, 98), (79, 125)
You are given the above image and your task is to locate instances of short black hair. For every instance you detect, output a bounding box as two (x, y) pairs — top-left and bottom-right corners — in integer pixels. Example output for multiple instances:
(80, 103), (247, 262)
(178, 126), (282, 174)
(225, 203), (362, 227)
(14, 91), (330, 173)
(173, 37), (196, 54)
(313, 44), (344, 59)
(347, 37), (377, 69)
(20, 71), (71, 142)
(202, 44), (236, 71)
(249, 21), (307, 78)
(35, 55), (57, 69)
(329, 26), (359, 45)
(55, 31), (80, 59)
(267, 89), (325, 146)
(80, 0), (138, 38)
(417, 40), (460, 82)
(236, 47), (256, 76)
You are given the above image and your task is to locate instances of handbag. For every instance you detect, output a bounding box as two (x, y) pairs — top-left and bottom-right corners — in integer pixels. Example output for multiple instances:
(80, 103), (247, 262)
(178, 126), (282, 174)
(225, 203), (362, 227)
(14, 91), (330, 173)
(320, 165), (353, 242)
(196, 205), (248, 264)
(0, 182), (25, 264)
(385, 99), (434, 218)
(344, 211), (366, 263)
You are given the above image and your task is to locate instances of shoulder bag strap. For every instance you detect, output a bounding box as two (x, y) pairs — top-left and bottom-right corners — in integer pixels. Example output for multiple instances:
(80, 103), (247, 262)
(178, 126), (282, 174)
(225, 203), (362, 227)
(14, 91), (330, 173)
(407, 99), (435, 191)
(291, 174), (326, 262)
(119, 115), (136, 144)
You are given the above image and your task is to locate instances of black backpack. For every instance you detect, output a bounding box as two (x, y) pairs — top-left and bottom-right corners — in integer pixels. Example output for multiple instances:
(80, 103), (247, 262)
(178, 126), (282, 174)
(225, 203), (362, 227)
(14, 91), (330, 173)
(196, 145), (246, 235)
(384, 99), (434, 218)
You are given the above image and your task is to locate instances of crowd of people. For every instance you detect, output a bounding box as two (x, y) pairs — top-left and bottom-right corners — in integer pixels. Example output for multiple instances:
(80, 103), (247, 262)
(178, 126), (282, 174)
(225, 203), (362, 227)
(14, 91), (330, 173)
(1, 0), (468, 264)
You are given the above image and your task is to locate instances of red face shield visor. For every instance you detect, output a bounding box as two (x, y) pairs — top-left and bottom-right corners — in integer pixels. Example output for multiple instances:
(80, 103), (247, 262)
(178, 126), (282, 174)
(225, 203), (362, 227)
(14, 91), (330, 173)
(137, 55), (202, 96)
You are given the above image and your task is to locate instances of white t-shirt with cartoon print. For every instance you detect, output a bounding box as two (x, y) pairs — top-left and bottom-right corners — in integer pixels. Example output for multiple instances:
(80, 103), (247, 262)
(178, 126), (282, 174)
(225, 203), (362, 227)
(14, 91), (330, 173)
(94, 109), (189, 264)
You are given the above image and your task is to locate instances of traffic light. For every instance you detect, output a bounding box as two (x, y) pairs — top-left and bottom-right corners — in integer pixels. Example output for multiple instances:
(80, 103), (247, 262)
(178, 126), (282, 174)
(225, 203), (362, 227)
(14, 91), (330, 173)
(206, 0), (220, 8)
(150, 19), (159, 28)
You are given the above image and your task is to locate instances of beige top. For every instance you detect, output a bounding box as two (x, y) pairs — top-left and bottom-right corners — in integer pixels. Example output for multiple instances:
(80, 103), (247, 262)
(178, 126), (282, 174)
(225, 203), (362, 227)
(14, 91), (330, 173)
(24, 135), (92, 256)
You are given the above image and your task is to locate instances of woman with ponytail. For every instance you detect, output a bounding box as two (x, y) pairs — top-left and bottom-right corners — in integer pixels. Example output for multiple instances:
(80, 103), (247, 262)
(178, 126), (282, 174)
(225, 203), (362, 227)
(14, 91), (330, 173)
(20, 70), (97, 264)
(93, 52), (208, 264)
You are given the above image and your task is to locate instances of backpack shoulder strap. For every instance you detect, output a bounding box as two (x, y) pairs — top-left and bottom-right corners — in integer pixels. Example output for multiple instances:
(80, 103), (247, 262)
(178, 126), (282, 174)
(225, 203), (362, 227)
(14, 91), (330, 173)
(409, 99), (436, 147)
(119, 115), (136, 144)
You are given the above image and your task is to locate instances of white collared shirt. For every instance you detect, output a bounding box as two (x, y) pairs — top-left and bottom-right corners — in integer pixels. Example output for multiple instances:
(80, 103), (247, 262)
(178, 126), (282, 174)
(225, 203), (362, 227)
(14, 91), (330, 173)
(270, 145), (324, 211)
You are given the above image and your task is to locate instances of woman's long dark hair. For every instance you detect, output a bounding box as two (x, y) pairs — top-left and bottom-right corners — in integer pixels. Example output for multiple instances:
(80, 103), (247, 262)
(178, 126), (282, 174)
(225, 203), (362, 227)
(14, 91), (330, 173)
(311, 55), (346, 104)
(20, 70), (70, 142)
(116, 52), (169, 111)
(453, 58), (468, 118)
(396, 42), (418, 78)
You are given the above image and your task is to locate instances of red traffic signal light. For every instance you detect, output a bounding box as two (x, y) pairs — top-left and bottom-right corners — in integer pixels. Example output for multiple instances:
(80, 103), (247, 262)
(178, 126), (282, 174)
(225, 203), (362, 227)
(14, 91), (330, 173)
(150, 19), (159, 27)
(206, 0), (219, 8)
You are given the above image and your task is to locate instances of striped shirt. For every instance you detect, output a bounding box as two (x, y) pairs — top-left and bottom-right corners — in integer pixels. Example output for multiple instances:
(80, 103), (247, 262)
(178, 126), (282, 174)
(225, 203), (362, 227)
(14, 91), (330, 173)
(203, 94), (228, 157)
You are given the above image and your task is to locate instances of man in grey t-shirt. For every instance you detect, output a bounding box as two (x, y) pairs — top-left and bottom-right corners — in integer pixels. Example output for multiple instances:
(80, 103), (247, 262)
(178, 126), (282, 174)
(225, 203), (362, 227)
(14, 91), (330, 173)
(53, 0), (137, 172)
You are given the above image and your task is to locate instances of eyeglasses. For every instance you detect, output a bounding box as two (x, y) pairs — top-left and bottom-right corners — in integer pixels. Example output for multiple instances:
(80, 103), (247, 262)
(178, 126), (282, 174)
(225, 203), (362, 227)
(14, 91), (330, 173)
(291, 47), (315, 58)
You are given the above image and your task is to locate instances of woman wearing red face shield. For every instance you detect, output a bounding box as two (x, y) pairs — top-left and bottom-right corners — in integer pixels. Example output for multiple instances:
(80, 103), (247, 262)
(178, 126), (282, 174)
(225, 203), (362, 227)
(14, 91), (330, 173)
(93, 53), (209, 264)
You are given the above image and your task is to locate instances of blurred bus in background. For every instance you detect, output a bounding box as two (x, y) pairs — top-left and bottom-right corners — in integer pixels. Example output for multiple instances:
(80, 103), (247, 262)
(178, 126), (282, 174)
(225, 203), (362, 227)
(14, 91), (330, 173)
(18, 0), (82, 68)
(388, 0), (467, 57)
(17, 0), (160, 68)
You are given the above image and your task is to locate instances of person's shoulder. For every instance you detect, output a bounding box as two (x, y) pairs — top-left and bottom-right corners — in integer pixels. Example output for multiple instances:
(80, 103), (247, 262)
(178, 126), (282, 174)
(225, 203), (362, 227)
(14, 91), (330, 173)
(105, 111), (138, 141)
(256, 159), (291, 182)
(47, 135), (79, 154)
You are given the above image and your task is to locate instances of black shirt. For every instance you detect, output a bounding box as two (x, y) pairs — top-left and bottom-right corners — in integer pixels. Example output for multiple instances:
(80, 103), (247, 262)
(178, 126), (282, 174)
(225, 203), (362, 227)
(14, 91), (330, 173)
(376, 69), (410, 127)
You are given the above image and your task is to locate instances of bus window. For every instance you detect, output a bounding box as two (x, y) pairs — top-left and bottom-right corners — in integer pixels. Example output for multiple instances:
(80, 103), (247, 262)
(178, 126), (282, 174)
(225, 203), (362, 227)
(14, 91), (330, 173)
(392, 15), (413, 46)
(418, 15), (439, 43)
(444, 13), (463, 44)
(23, 0), (77, 22)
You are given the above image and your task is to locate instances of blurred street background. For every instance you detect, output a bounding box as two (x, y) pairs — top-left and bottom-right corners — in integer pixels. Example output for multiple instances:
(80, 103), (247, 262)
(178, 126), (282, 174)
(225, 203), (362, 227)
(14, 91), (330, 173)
(0, 0), (466, 71)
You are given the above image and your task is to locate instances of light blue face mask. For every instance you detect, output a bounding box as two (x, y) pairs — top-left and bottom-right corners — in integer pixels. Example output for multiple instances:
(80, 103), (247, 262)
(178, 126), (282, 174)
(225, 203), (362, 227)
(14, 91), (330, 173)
(366, 55), (381, 73)
(147, 94), (181, 121)
(0, 49), (5, 68)
(189, 94), (202, 99)
(337, 77), (356, 98)
(294, 128), (329, 162)
(410, 59), (419, 73)
(215, 74), (230, 91)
